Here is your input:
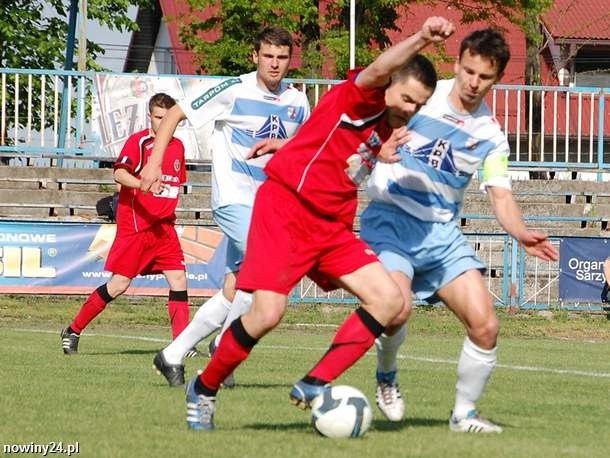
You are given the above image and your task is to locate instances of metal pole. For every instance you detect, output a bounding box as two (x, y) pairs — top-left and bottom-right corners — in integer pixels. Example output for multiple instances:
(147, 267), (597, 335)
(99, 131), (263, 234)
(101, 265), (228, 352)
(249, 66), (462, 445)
(78, 0), (87, 71)
(349, 0), (355, 69)
(58, 0), (79, 155)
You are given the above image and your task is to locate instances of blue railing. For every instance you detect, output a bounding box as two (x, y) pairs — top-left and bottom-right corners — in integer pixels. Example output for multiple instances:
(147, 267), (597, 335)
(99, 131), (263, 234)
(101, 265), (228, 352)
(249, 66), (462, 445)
(0, 67), (608, 310)
(0, 67), (608, 176)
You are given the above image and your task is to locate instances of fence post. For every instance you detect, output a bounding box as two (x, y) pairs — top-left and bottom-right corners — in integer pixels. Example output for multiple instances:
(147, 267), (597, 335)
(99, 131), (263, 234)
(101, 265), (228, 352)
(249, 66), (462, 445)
(509, 236), (519, 312)
(597, 89), (606, 182)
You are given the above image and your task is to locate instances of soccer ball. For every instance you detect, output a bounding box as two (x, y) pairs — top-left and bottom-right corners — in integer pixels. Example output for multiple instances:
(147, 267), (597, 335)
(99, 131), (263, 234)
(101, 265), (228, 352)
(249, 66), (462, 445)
(311, 385), (372, 438)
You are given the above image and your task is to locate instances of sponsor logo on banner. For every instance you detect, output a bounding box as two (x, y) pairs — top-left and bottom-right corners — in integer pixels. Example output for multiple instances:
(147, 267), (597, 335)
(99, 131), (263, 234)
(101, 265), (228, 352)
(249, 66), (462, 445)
(559, 237), (609, 302)
(92, 74), (220, 161)
(0, 222), (226, 297)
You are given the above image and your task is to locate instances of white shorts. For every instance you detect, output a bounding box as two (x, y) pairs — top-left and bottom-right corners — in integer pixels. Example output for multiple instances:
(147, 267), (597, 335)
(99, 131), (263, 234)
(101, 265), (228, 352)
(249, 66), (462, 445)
(212, 204), (252, 274)
(360, 202), (485, 303)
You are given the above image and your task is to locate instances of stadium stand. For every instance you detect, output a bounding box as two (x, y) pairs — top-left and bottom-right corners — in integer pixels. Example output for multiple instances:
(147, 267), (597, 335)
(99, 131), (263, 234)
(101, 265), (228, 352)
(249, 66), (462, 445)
(0, 163), (608, 237)
(0, 164), (214, 225)
(355, 177), (610, 237)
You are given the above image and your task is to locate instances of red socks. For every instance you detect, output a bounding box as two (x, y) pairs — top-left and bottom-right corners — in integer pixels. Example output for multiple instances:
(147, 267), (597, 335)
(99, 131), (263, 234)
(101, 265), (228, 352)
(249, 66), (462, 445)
(308, 308), (384, 382)
(70, 284), (114, 333)
(199, 318), (257, 392)
(167, 290), (189, 338)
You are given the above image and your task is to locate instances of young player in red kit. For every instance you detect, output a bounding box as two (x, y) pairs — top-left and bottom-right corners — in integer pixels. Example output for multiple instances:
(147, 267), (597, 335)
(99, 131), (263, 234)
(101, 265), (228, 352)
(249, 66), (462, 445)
(140, 16), (455, 431)
(61, 93), (189, 355)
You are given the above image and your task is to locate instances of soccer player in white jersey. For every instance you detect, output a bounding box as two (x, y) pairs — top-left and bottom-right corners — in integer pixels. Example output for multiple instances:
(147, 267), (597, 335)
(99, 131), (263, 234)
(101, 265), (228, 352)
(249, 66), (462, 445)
(360, 28), (559, 432)
(145, 26), (310, 387)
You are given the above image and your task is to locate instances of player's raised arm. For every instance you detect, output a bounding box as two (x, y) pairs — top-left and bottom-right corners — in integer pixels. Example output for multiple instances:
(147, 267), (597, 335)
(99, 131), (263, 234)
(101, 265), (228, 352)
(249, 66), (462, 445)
(356, 16), (454, 90)
(139, 104), (186, 193)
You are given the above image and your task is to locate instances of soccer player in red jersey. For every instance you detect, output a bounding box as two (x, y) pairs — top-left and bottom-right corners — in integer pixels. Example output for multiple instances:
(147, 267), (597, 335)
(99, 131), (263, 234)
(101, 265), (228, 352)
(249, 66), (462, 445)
(141, 17), (455, 431)
(60, 93), (189, 355)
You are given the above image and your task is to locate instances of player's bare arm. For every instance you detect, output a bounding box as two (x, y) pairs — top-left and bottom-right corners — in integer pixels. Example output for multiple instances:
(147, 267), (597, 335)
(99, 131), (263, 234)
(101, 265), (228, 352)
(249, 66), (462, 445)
(488, 185), (559, 262)
(114, 168), (140, 189)
(140, 104), (186, 193)
(356, 16), (455, 90)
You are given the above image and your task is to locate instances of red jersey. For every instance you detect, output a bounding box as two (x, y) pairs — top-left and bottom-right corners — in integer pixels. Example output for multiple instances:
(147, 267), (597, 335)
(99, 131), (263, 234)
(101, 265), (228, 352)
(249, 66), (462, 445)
(264, 69), (392, 228)
(114, 129), (186, 234)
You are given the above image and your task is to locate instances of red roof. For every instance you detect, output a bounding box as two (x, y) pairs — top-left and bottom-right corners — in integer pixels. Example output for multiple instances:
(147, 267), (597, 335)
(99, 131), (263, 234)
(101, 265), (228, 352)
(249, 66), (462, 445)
(541, 0), (610, 42)
(158, 0), (217, 74)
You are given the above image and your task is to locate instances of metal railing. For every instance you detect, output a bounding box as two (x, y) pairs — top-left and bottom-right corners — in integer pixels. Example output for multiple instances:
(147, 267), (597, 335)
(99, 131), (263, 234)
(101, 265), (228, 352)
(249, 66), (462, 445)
(292, 234), (605, 311)
(0, 68), (607, 175)
(0, 67), (608, 310)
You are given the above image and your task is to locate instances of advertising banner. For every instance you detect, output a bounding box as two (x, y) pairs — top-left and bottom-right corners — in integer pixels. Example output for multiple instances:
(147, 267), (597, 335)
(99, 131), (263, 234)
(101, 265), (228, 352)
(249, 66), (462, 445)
(92, 73), (228, 161)
(0, 221), (226, 297)
(559, 237), (609, 301)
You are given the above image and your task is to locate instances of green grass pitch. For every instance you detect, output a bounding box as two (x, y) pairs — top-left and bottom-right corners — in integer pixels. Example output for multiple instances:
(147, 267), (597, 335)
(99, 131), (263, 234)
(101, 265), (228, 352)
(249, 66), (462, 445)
(1, 296), (609, 457)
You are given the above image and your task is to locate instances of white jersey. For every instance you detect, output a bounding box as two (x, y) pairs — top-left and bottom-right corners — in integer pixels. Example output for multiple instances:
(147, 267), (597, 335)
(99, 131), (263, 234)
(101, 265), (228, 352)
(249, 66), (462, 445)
(180, 71), (310, 209)
(367, 79), (511, 223)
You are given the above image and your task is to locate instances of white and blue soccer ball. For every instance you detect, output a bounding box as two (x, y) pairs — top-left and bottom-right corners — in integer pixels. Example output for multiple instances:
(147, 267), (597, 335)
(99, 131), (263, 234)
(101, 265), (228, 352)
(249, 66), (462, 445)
(311, 385), (372, 438)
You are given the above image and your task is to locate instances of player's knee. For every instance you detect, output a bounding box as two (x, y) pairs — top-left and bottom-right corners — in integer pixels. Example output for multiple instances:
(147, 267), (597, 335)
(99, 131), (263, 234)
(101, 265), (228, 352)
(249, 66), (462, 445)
(471, 316), (499, 349)
(376, 283), (404, 317)
(249, 298), (285, 333)
(254, 309), (284, 332)
(107, 277), (131, 296)
(388, 300), (413, 328)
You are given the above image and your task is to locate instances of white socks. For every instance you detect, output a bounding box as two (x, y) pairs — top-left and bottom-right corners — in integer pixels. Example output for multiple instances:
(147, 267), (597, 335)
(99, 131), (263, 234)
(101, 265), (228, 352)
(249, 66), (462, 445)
(162, 291), (231, 364)
(453, 336), (497, 419)
(217, 290), (253, 339)
(375, 325), (407, 374)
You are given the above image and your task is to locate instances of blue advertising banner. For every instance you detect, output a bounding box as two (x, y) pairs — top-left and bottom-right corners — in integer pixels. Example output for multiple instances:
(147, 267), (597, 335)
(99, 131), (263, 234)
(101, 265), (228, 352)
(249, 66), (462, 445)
(0, 221), (226, 296)
(559, 237), (609, 301)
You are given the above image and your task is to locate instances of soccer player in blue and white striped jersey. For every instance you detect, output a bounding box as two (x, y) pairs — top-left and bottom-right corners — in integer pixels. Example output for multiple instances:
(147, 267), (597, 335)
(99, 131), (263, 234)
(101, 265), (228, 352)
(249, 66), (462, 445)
(360, 28), (559, 433)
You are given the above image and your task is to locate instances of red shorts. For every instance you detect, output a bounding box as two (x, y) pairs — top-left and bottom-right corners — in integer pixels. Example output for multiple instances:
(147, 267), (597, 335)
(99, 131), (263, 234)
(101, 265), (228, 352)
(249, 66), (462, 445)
(236, 180), (378, 295)
(105, 222), (185, 278)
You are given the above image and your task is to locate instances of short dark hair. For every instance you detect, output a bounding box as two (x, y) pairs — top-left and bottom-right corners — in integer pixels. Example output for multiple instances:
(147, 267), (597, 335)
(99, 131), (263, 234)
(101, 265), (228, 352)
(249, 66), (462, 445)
(459, 28), (510, 75)
(148, 93), (176, 112)
(254, 26), (294, 55)
(391, 54), (437, 90)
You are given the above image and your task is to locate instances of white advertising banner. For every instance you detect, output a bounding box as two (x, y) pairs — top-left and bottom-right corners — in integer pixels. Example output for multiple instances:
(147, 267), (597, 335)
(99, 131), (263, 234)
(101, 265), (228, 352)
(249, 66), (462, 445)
(92, 73), (227, 161)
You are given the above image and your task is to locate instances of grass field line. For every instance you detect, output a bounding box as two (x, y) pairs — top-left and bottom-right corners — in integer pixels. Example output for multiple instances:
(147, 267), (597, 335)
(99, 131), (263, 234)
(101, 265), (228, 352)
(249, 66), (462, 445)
(11, 326), (610, 379)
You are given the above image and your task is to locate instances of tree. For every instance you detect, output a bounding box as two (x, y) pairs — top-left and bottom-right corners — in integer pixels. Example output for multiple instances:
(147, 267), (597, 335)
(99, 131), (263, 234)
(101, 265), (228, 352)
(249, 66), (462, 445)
(0, 0), (151, 144)
(0, 0), (152, 71)
(177, 0), (320, 77)
(177, 0), (410, 78)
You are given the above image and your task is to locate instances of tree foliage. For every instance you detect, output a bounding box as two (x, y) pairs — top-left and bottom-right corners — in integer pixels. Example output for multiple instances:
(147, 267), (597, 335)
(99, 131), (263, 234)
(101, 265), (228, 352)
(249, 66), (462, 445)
(0, 0), (151, 138)
(0, 0), (152, 71)
(178, 0), (552, 81)
(178, 0), (409, 78)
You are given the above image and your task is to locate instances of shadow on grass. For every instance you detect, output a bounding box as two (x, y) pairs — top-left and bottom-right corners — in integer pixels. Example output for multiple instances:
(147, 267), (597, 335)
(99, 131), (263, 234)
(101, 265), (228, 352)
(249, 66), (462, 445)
(85, 349), (159, 356)
(243, 421), (313, 432)
(243, 416), (446, 433)
(373, 417), (446, 431)
(222, 382), (291, 389)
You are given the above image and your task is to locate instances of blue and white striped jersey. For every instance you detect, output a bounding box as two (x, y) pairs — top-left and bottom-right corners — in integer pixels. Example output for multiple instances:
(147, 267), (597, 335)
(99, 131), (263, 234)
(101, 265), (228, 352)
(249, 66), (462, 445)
(366, 79), (511, 223)
(180, 71), (310, 209)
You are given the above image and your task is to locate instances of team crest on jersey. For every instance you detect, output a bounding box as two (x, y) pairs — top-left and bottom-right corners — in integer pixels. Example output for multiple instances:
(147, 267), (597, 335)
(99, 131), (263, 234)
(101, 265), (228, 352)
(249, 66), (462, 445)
(245, 115), (288, 139)
(174, 159), (181, 172)
(366, 130), (382, 148)
(287, 106), (297, 120)
(412, 138), (459, 175)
